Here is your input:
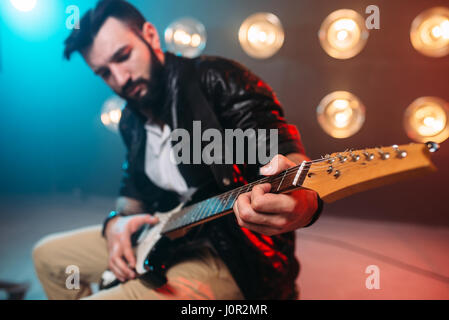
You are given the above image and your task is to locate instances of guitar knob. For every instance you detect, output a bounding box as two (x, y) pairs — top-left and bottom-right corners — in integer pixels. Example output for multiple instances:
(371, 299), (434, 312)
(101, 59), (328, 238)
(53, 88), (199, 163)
(327, 166), (333, 174)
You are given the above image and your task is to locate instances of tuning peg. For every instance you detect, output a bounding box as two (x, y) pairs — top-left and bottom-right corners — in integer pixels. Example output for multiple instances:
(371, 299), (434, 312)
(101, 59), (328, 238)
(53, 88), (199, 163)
(425, 141), (440, 153)
(337, 154), (348, 163)
(376, 148), (390, 160)
(349, 152), (360, 161)
(333, 170), (341, 178)
(392, 145), (407, 159)
(362, 150), (375, 161)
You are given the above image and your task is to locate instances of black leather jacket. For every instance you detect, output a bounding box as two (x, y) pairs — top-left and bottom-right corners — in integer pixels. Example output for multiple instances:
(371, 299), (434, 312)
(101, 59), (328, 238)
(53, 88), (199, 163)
(116, 52), (315, 299)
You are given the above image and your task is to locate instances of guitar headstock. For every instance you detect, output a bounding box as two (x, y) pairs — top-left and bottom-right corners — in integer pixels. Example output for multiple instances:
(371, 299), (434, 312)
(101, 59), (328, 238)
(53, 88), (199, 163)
(300, 142), (439, 203)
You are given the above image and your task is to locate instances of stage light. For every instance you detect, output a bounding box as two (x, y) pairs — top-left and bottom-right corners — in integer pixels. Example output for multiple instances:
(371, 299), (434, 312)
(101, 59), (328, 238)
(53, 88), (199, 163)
(404, 97), (449, 143)
(318, 9), (369, 60)
(164, 17), (206, 58)
(10, 0), (36, 12)
(317, 91), (366, 138)
(410, 7), (449, 58)
(238, 12), (284, 59)
(101, 96), (126, 132)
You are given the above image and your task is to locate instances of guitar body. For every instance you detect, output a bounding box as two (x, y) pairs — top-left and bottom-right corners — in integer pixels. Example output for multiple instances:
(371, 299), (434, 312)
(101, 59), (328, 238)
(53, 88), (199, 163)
(99, 204), (187, 290)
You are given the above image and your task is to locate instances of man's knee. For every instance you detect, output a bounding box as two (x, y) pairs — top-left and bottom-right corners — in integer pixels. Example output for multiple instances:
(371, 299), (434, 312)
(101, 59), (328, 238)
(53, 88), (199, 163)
(32, 233), (65, 272)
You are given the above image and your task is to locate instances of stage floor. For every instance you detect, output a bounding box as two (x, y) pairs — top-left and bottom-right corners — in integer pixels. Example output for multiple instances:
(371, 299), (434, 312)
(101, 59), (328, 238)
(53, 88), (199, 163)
(0, 194), (448, 299)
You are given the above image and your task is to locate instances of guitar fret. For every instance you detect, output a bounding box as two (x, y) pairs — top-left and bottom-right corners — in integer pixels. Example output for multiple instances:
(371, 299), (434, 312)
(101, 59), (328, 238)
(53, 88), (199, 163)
(276, 170), (287, 192)
(222, 191), (233, 210)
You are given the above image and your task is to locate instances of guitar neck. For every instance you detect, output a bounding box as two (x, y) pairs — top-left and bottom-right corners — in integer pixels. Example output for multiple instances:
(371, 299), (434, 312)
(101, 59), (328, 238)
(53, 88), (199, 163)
(161, 161), (312, 235)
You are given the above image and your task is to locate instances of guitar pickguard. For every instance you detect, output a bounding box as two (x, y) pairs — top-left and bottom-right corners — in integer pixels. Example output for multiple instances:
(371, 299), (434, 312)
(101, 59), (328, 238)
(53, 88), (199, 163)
(134, 203), (184, 274)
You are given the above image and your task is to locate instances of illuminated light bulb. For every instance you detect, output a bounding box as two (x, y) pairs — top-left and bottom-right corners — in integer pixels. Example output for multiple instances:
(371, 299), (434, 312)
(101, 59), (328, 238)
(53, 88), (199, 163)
(404, 97), (449, 143)
(319, 9), (369, 59)
(410, 7), (449, 57)
(337, 30), (349, 41)
(101, 114), (111, 126)
(239, 12), (285, 59)
(190, 34), (201, 47)
(165, 17), (207, 58)
(432, 26), (442, 38)
(441, 20), (449, 39)
(317, 91), (366, 139)
(101, 96), (126, 132)
(10, 0), (37, 12)
(334, 18), (357, 31)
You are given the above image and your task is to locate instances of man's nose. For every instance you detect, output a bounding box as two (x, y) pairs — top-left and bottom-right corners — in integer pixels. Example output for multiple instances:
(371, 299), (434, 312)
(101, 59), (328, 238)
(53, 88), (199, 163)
(110, 64), (130, 88)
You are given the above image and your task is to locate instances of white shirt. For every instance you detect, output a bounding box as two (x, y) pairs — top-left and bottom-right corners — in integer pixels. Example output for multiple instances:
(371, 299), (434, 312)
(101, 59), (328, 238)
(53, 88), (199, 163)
(144, 119), (216, 252)
(144, 120), (189, 196)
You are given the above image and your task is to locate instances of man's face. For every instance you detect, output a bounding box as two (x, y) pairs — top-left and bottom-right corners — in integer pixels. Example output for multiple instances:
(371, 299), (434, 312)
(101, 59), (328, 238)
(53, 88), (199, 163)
(83, 17), (165, 108)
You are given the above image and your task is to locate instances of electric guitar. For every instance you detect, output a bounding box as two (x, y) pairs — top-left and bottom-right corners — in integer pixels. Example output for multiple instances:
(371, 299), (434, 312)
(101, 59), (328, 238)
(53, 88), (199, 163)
(99, 141), (440, 289)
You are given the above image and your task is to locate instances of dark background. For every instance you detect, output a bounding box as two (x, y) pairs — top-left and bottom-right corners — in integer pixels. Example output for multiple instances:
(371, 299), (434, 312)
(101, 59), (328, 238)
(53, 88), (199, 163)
(0, 0), (448, 225)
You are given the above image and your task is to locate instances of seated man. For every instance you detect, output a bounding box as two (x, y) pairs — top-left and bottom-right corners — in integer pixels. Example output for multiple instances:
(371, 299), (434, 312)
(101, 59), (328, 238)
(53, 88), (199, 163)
(33, 0), (323, 300)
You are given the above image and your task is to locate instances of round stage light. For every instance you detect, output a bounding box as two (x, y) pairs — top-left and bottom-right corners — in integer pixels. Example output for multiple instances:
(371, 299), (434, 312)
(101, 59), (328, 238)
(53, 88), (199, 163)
(318, 9), (369, 59)
(238, 12), (285, 59)
(10, 0), (36, 12)
(404, 97), (449, 143)
(101, 96), (126, 132)
(164, 17), (206, 58)
(410, 7), (449, 58)
(317, 91), (366, 138)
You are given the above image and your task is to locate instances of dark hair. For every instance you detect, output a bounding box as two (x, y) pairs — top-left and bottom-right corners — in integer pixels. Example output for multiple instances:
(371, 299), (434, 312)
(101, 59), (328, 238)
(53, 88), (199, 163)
(63, 0), (146, 60)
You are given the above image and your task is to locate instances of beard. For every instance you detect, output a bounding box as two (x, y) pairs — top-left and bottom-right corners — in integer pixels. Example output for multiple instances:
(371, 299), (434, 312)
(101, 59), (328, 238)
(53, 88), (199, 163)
(119, 39), (168, 121)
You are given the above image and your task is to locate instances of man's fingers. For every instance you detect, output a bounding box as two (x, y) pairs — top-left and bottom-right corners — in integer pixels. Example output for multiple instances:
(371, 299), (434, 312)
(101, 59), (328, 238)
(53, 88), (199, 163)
(121, 237), (136, 269)
(113, 254), (136, 280)
(129, 214), (159, 233)
(234, 192), (287, 229)
(259, 154), (296, 176)
(251, 192), (297, 215)
(109, 257), (126, 282)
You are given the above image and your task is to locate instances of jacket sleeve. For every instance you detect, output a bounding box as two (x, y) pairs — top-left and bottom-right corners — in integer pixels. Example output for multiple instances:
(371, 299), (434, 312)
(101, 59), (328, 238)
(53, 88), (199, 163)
(117, 107), (144, 201)
(198, 57), (306, 162)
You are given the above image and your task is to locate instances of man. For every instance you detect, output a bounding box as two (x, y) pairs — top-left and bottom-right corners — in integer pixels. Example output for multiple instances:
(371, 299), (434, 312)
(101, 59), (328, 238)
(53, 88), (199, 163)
(33, 0), (323, 300)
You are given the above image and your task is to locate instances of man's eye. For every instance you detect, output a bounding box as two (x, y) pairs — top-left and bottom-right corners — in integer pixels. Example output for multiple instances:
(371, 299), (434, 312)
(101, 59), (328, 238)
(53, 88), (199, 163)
(117, 52), (130, 62)
(101, 70), (111, 79)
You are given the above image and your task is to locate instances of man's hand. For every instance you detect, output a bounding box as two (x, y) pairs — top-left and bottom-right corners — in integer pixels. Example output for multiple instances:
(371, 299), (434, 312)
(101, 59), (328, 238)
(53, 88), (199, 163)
(104, 214), (159, 282)
(233, 154), (319, 236)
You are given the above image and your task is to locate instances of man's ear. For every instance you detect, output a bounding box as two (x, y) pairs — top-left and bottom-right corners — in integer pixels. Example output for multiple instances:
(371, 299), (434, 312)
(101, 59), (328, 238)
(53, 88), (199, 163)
(142, 22), (162, 52)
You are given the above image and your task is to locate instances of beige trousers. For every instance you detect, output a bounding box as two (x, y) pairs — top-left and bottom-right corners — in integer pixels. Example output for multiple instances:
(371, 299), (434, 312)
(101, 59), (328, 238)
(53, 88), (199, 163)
(32, 225), (244, 300)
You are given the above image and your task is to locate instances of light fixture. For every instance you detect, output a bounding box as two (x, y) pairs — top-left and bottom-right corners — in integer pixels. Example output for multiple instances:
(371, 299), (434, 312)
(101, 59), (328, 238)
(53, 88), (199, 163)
(318, 9), (369, 59)
(404, 97), (449, 143)
(410, 7), (449, 58)
(164, 17), (206, 58)
(238, 12), (284, 59)
(317, 91), (366, 138)
(101, 96), (126, 132)
(10, 0), (37, 12)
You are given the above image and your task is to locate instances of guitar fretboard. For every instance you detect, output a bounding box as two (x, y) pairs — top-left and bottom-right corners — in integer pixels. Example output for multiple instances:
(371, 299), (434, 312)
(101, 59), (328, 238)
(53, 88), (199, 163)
(161, 160), (314, 234)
